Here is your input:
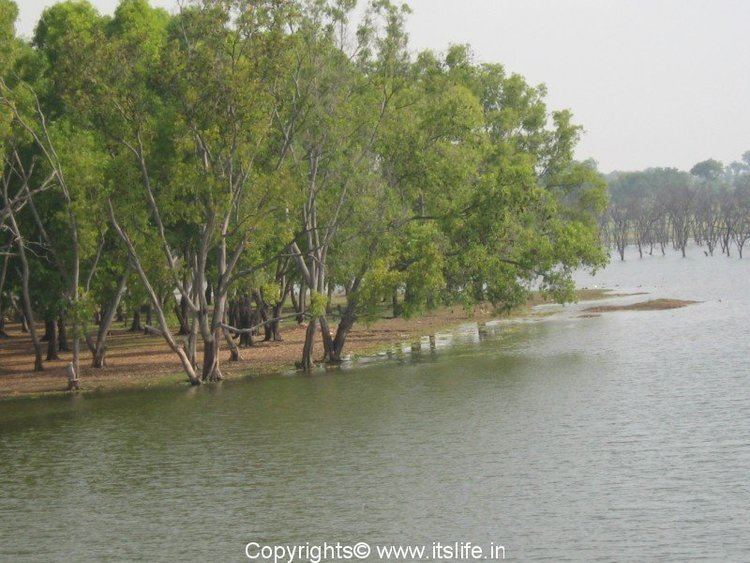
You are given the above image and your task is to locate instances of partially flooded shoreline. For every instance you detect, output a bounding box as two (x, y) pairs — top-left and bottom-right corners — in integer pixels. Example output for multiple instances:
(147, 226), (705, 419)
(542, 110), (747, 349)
(0, 289), (631, 401)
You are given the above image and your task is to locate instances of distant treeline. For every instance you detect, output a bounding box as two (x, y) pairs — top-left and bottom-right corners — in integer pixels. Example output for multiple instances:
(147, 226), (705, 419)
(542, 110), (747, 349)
(604, 154), (750, 259)
(0, 0), (606, 384)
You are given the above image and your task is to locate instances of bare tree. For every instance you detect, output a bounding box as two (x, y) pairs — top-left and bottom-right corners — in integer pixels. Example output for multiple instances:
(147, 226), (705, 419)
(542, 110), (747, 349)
(0, 253), (9, 338)
(1, 160), (43, 370)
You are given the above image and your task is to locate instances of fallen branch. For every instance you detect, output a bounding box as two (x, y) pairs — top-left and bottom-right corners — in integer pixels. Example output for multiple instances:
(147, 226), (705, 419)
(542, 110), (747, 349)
(143, 325), (164, 337)
(220, 313), (304, 335)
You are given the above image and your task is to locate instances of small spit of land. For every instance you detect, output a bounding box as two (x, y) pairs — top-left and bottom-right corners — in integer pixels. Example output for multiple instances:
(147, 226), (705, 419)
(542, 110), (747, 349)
(0, 289), (623, 399)
(583, 298), (699, 314)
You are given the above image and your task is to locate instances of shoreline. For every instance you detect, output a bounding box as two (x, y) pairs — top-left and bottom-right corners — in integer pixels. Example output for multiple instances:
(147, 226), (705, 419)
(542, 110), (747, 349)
(0, 289), (617, 401)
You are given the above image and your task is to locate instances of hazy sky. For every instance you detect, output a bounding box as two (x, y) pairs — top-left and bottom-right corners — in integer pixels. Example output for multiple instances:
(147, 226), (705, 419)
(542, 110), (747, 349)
(15, 0), (750, 172)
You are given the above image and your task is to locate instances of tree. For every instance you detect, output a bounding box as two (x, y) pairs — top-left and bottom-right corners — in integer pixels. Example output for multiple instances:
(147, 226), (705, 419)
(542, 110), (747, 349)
(731, 176), (750, 258)
(690, 159), (724, 182)
(280, 0), (413, 368)
(105, 0), (296, 383)
(2, 0), (616, 385)
(604, 155), (750, 259)
(322, 43), (607, 361)
(0, 0), (18, 340)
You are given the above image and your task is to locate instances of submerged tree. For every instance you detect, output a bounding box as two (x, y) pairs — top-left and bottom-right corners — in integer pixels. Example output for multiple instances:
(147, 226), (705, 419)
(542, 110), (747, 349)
(604, 157), (750, 260)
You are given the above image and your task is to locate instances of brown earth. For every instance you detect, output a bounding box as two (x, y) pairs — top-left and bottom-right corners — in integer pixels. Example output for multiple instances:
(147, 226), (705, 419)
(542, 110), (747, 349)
(0, 288), (617, 399)
(583, 298), (699, 314)
(0, 307), (500, 399)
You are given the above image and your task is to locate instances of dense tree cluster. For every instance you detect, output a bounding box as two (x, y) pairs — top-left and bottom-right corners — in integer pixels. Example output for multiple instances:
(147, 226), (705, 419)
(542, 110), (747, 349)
(0, 0), (606, 384)
(605, 153), (750, 260)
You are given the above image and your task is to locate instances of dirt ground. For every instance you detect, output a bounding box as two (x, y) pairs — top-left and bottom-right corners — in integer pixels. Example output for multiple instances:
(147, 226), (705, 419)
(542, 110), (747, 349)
(0, 306), (503, 399)
(0, 289), (614, 399)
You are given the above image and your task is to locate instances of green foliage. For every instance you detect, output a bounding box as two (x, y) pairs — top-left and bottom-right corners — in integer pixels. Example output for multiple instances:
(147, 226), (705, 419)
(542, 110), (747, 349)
(67, 288), (96, 337)
(1, 0), (611, 371)
(308, 291), (327, 317)
(0, 0), (18, 140)
(690, 159), (724, 182)
(0, 0), (17, 70)
(260, 279), (281, 305)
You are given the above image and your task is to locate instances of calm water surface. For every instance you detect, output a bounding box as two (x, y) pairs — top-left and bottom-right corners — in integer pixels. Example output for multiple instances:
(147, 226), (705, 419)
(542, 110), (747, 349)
(1, 249), (749, 561)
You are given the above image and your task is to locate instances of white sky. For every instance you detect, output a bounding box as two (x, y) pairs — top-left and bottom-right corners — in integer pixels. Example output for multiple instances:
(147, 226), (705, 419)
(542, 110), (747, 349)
(15, 0), (750, 173)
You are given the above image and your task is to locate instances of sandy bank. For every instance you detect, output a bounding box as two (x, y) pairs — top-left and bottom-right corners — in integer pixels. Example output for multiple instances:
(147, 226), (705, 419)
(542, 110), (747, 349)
(0, 289), (618, 399)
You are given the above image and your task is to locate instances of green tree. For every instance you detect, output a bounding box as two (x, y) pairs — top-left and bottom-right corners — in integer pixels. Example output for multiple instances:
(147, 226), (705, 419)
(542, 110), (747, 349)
(105, 0), (296, 383)
(690, 159), (724, 182)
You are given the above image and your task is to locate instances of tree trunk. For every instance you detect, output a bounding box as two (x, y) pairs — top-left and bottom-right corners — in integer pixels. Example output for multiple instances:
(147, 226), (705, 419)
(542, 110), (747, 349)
(21, 303), (43, 371)
(238, 294), (254, 347)
(108, 205), (201, 385)
(330, 307), (356, 363)
(7, 210), (44, 371)
(129, 308), (142, 332)
(46, 320), (59, 361)
(392, 288), (402, 318)
(223, 327), (241, 362)
(319, 316), (335, 361)
(187, 314), (198, 370)
(296, 282), (306, 324)
(253, 290), (272, 341)
(270, 281), (291, 341)
(42, 319), (52, 342)
(221, 303), (241, 362)
(202, 330), (223, 382)
(71, 331), (81, 382)
(226, 299), (239, 330)
(9, 303), (23, 329)
(271, 302), (284, 341)
(0, 256), (8, 337)
(300, 318), (317, 371)
(91, 269), (129, 368)
(290, 285), (300, 315)
(176, 294), (190, 335)
(91, 343), (106, 368)
(205, 281), (213, 306)
(326, 283), (334, 315)
(58, 317), (69, 351)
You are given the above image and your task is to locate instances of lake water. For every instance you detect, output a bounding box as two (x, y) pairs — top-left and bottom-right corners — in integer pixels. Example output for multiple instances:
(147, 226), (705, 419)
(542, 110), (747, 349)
(1, 247), (749, 561)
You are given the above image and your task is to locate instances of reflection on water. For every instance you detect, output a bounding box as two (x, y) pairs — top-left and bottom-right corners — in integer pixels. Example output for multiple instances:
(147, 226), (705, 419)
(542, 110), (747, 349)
(1, 247), (749, 560)
(352, 322), (486, 367)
